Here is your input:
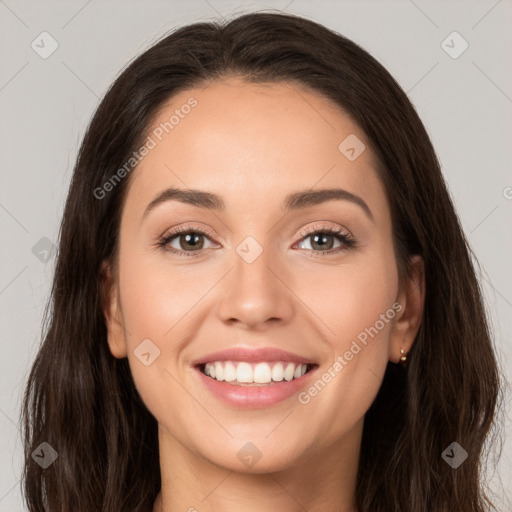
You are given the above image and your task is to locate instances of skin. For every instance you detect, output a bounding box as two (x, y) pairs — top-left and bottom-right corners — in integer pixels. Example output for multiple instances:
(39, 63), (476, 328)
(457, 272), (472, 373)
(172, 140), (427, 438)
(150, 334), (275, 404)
(101, 77), (425, 512)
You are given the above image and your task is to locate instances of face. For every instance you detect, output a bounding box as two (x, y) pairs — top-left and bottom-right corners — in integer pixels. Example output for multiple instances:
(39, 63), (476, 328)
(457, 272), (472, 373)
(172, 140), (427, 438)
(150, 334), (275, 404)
(102, 77), (424, 474)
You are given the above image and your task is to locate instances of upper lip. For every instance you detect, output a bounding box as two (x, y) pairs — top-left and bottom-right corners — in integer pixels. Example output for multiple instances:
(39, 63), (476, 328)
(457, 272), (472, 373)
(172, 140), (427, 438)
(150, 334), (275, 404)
(191, 347), (316, 366)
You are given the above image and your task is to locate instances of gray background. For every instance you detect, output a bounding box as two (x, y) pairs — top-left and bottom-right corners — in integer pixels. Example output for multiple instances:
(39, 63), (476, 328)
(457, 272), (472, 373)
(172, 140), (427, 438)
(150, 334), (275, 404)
(1, 0), (511, 510)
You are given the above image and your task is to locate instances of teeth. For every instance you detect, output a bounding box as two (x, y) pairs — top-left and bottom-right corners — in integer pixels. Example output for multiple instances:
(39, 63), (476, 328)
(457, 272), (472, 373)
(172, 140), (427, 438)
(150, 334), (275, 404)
(223, 362), (236, 382)
(214, 361), (224, 381)
(271, 362), (284, 382)
(254, 362), (271, 383)
(202, 361), (310, 384)
(236, 362), (253, 383)
(284, 362), (295, 381)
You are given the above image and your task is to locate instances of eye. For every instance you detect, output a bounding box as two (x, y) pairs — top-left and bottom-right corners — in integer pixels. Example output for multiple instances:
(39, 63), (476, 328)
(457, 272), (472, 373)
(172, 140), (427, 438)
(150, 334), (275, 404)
(156, 223), (356, 258)
(294, 224), (356, 256)
(157, 226), (219, 256)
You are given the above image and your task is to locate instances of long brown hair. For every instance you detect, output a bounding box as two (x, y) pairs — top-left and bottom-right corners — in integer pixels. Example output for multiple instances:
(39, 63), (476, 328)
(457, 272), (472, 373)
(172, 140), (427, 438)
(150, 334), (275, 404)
(21, 11), (503, 512)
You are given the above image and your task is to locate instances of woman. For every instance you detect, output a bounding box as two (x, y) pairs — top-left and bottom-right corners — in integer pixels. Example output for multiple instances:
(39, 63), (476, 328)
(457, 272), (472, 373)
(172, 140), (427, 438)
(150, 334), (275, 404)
(21, 11), (502, 512)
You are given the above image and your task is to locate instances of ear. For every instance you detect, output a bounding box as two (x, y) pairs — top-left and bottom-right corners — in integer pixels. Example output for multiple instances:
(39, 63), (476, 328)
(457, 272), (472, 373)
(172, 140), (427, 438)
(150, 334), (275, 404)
(389, 255), (425, 363)
(100, 260), (128, 358)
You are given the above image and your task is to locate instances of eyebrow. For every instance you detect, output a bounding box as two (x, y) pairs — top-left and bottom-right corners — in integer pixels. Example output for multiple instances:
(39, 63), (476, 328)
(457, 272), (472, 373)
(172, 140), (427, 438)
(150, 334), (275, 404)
(141, 186), (374, 222)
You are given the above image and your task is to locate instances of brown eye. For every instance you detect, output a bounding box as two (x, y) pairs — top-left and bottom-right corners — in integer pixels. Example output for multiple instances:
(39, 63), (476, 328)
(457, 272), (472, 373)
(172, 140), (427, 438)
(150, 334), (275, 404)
(294, 226), (356, 256)
(158, 228), (218, 256)
(308, 233), (335, 251)
(175, 232), (205, 251)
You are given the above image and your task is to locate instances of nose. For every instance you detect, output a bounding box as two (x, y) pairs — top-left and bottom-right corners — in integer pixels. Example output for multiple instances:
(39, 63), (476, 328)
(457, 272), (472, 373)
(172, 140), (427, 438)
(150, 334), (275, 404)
(215, 240), (296, 331)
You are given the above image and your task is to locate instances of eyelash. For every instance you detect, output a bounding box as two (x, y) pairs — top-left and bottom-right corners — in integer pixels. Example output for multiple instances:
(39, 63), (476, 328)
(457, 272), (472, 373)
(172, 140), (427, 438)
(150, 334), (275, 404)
(156, 223), (357, 258)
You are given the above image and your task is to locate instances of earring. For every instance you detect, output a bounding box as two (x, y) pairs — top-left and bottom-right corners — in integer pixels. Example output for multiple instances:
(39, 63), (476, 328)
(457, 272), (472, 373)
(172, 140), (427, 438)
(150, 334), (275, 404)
(399, 348), (407, 366)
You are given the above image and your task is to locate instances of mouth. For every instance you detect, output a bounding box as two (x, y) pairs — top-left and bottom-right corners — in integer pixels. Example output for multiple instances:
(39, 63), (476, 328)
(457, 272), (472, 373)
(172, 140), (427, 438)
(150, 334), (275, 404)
(191, 346), (319, 407)
(196, 361), (318, 386)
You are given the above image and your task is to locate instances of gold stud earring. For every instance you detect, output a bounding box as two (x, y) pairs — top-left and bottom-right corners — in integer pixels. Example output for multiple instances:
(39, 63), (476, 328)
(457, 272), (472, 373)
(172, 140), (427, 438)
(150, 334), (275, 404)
(399, 348), (407, 366)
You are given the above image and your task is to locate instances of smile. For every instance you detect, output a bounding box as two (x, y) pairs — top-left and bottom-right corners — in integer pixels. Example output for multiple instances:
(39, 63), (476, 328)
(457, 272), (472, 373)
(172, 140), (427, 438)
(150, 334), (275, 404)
(200, 361), (314, 386)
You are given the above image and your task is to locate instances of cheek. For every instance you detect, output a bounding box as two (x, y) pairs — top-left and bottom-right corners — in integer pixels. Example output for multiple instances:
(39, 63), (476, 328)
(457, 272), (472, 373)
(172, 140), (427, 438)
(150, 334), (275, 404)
(118, 248), (213, 344)
(290, 249), (399, 433)
(115, 246), (232, 430)
(290, 248), (399, 349)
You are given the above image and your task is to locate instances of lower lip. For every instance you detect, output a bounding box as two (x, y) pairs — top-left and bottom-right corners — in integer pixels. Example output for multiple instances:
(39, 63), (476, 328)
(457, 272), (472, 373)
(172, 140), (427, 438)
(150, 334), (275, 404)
(194, 366), (317, 408)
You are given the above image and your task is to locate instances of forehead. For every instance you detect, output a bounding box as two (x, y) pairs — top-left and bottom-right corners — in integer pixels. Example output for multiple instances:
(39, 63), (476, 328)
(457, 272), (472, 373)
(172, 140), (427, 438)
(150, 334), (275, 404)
(122, 78), (386, 221)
